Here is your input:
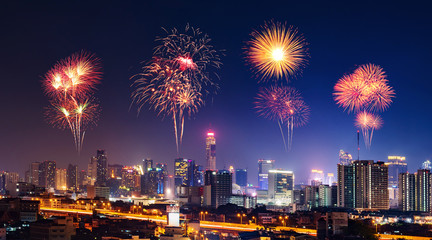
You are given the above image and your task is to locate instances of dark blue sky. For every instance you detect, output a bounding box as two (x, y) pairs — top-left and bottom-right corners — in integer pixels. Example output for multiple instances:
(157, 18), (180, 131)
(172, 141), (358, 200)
(1, 1), (431, 184)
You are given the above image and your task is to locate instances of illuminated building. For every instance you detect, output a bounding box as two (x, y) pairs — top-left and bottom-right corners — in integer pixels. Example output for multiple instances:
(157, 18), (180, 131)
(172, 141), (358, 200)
(121, 166), (140, 192)
(399, 169), (431, 212)
(339, 150), (353, 165)
(194, 165), (204, 186)
(235, 169), (248, 187)
(206, 131), (216, 170)
(143, 158), (153, 173)
(337, 160), (389, 210)
(309, 169), (324, 186)
(174, 158), (189, 187)
(66, 164), (77, 191)
(386, 156), (407, 187)
(4, 172), (20, 190)
(142, 163), (167, 196)
(203, 170), (216, 207)
(258, 159), (275, 190)
(95, 150), (108, 186)
(0, 173), (5, 194)
(215, 170), (232, 207)
(268, 169), (294, 205)
(326, 173), (335, 185)
(87, 156), (97, 185)
(29, 162), (40, 186)
(318, 185), (332, 207)
(39, 161), (56, 189)
(55, 168), (67, 190)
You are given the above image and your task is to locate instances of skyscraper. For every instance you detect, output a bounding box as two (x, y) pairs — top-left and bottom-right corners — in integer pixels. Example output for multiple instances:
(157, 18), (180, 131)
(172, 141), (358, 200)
(268, 170), (294, 205)
(258, 159), (275, 190)
(206, 131), (216, 170)
(29, 162), (40, 186)
(39, 161), (56, 189)
(67, 164), (78, 191)
(55, 168), (67, 190)
(339, 150), (353, 165)
(386, 156), (407, 187)
(399, 169), (431, 212)
(399, 172), (416, 211)
(337, 160), (389, 210)
(422, 160), (431, 170)
(143, 158), (153, 174)
(309, 169), (324, 185)
(174, 158), (189, 187)
(95, 150), (108, 186)
(235, 169), (248, 187)
(215, 170), (232, 208)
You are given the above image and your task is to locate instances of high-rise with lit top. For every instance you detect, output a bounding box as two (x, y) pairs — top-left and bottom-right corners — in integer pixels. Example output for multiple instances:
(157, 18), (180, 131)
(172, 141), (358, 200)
(206, 131), (216, 170)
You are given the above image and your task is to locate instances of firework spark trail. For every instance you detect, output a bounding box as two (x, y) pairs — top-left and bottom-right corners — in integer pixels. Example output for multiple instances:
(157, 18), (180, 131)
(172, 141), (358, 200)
(245, 21), (308, 82)
(255, 86), (310, 150)
(132, 25), (221, 154)
(43, 51), (101, 154)
(354, 111), (382, 149)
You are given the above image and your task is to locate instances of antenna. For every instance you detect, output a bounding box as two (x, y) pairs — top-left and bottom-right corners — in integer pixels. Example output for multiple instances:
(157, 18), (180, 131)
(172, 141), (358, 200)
(357, 130), (360, 161)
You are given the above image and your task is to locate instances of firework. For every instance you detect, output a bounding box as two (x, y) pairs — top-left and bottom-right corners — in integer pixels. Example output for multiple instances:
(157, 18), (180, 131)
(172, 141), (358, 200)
(333, 63), (395, 113)
(44, 51), (102, 99)
(132, 25), (222, 154)
(355, 111), (382, 148)
(246, 21), (308, 82)
(154, 24), (222, 93)
(43, 51), (102, 153)
(255, 86), (309, 150)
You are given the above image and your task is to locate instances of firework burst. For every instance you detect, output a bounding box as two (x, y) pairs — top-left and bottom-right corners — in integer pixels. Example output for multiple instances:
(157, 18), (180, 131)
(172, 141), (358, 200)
(132, 26), (221, 154)
(355, 111), (382, 149)
(43, 51), (102, 153)
(255, 86), (309, 150)
(246, 21), (308, 82)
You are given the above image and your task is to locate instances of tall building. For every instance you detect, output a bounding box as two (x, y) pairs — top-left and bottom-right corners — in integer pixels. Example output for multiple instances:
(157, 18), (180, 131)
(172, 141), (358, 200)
(258, 159), (275, 190)
(206, 131), (216, 170)
(319, 185), (332, 207)
(39, 161), (56, 189)
(174, 158), (190, 187)
(268, 170), (294, 205)
(87, 157), (98, 185)
(107, 164), (123, 179)
(55, 168), (67, 190)
(309, 169), (324, 185)
(194, 165), (204, 187)
(143, 158), (153, 174)
(337, 160), (388, 210)
(386, 156), (407, 187)
(399, 169), (431, 212)
(235, 169), (248, 187)
(95, 150), (108, 186)
(215, 170), (232, 208)
(67, 164), (78, 191)
(29, 162), (40, 186)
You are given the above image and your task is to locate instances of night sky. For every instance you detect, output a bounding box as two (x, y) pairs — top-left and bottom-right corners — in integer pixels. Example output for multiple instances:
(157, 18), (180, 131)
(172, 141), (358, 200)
(1, 1), (431, 184)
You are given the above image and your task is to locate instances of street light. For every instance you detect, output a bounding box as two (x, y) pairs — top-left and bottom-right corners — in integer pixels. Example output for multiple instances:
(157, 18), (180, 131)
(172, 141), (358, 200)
(237, 213), (246, 224)
(252, 216), (257, 224)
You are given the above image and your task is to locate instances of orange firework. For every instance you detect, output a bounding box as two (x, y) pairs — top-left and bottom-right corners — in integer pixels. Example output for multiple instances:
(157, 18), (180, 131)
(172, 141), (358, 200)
(333, 63), (395, 113)
(44, 51), (102, 99)
(246, 21), (308, 82)
(43, 51), (102, 153)
(355, 111), (382, 148)
(255, 86), (309, 150)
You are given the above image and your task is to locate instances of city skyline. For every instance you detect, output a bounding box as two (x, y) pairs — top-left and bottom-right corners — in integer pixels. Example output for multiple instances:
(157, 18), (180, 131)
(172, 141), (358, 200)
(2, 1), (432, 185)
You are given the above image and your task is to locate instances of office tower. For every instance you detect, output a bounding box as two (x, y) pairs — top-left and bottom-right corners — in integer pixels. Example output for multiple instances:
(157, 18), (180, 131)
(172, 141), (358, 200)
(386, 156), (407, 187)
(337, 160), (388, 210)
(186, 159), (196, 187)
(95, 150), (108, 186)
(339, 150), (353, 165)
(4, 172), (20, 189)
(305, 185), (319, 208)
(143, 158), (153, 174)
(174, 158), (189, 186)
(268, 170), (294, 205)
(399, 172), (416, 211)
(121, 166), (140, 192)
(309, 169), (324, 185)
(215, 170), (232, 208)
(0, 172), (5, 194)
(39, 161), (56, 189)
(203, 170), (216, 207)
(422, 160), (431, 170)
(107, 164), (123, 179)
(194, 165), (204, 186)
(87, 157), (98, 185)
(318, 185), (332, 207)
(258, 159), (275, 190)
(142, 164), (166, 196)
(55, 168), (67, 190)
(78, 170), (87, 189)
(67, 164), (78, 191)
(29, 162), (40, 186)
(206, 131), (216, 170)
(235, 169), (248, 187)
(398, 169), (431, 212)
(337, 163), (354, 208)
